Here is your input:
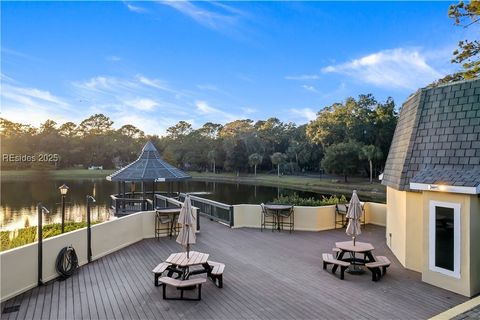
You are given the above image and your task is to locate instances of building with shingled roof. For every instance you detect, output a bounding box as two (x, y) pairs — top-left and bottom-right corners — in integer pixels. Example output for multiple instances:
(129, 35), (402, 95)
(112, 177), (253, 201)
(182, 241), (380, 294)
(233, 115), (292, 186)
(382, 78), (480, 297)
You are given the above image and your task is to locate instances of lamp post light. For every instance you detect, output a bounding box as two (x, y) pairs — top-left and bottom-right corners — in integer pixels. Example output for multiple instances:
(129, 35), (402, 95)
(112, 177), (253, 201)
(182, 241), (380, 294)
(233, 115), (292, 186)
(59, 184), (69, 233)
(86, 195), (96, 263)
(37, 203), (50, 286)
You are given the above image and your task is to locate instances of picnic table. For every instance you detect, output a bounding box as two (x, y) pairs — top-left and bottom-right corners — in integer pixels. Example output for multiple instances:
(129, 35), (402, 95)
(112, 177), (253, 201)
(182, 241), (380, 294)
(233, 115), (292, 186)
(335, 241), (375, 274)
(165, 251), (210, 280)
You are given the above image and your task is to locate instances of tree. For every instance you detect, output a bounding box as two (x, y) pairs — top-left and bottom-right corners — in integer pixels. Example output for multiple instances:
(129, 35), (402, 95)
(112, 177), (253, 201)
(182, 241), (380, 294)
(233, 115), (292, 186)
(439, 1), (480, 82)
(207, 150), (217, 173)
(321, 141), (362, 182)
(224, 140), (248, 175)
(270, 152), (286, 177)
(118, 125), (144, 139)
(360, 145), (383, 183)
(199, 122), (222, 139)
(248, 153), (263, 176)
(58, 122), (78, 137)
(78, 114), (113, 135)
(306, 97), (372, 147)
(166, 121), (192, 139)
(219, 119), (253, 138)
(39, 120), (58, 134)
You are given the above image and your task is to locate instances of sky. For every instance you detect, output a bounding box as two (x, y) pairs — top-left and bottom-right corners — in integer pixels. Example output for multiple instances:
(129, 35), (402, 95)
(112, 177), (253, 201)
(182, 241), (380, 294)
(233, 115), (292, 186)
(1, 1), (477, 135)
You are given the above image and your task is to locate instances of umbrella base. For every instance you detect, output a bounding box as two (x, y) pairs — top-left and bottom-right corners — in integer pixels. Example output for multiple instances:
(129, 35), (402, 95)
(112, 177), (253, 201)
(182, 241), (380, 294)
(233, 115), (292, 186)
(347, 265), (365, 275)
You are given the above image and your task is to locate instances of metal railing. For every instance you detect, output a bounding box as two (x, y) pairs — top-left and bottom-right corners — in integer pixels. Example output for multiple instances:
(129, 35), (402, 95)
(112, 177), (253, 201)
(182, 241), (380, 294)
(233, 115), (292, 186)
(110, 192), (234, 228)
(179, 193), (233, 227)
(154, 193), (182, 209)
(110, 195), (153, 215)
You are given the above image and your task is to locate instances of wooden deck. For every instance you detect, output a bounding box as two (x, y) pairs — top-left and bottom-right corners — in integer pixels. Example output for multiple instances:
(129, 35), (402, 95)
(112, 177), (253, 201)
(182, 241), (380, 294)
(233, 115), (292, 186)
(1, 218), (468, 319)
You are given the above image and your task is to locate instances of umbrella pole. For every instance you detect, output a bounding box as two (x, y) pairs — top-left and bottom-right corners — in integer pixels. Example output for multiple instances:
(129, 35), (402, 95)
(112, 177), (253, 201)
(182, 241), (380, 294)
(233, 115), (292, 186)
(353, 236), (356, 246)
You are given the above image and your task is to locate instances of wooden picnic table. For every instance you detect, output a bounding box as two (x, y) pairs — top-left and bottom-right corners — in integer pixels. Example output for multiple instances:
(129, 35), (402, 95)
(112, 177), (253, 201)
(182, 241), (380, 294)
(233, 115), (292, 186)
(165, 251), (210, 279)
(335, 241), (375, 274)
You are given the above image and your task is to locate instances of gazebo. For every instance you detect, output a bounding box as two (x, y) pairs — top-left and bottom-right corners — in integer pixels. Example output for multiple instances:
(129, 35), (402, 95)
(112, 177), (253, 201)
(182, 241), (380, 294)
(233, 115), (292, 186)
(107, 141), (191, 213)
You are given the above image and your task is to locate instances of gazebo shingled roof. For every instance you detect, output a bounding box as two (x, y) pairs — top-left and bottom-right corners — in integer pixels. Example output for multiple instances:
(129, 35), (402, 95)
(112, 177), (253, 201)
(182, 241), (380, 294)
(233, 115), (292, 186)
(106, 141), (191, 182)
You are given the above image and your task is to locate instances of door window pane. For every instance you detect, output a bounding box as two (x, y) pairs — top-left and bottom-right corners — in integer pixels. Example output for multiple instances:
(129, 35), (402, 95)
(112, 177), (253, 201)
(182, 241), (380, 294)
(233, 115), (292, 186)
(435, 206), (454, 271)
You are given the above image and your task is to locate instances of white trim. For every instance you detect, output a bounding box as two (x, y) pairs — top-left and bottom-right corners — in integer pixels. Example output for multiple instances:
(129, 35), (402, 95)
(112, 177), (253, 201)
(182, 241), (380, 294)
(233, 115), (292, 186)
(410, 182), (479, 194)
(428, 201), (461, 279)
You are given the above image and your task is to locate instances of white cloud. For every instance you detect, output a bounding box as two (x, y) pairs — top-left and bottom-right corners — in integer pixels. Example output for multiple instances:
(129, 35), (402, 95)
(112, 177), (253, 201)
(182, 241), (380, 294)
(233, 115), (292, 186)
(1, 83), (75, 126)
(124, 98), (158, 111)
(2, 73), (257, 135)
(158, 1), (243, 31)
(285, 74), (320, 81)
(2, 83), (68, 107)
(106, 55), (122, 62)
(196, 100), (218, 114)
(195, 100), (239, 122)
(301, 85), (319, 93)
(124, 2), (147, 13)
(322, 48), (442, 90)
(197, 84), (219, 91)
(242, 107), (257, 114)
(289, 108), (317, 122)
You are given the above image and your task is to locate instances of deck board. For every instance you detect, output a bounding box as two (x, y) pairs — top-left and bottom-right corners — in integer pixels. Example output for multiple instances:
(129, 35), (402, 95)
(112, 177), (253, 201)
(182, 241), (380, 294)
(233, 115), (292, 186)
(2, 218), (469, 319)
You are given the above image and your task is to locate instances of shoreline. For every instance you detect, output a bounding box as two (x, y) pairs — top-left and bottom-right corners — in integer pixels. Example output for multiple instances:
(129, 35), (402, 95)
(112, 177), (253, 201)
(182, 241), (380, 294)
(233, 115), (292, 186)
(0, 169), (386, 202)
(189, 172), (386, 203)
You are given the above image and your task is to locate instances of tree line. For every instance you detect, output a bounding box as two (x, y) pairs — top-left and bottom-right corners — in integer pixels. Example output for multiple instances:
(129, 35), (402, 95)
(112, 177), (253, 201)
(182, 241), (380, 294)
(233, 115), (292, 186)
(0, 94), (397, 181)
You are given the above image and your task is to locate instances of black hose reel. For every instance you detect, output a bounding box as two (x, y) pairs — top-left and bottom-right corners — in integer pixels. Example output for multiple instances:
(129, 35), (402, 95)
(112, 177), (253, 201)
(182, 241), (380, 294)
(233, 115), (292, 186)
(55, 246), (78, 279)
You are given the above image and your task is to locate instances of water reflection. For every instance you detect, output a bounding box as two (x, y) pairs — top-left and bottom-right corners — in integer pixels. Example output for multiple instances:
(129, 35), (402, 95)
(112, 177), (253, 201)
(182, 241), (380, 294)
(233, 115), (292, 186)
(1, 176), (331, 231)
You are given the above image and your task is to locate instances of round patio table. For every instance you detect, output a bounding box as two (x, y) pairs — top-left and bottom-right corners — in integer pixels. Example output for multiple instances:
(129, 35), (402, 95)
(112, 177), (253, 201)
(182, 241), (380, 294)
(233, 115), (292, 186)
(335, 241), (375, 274)
(264, 204), (293, 231)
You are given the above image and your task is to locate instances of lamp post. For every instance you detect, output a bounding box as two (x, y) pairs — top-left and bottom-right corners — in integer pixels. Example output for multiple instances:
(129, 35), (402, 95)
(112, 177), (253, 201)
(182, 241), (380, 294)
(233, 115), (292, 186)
(58, 184), (69, 233)
(86, 195), (96, 263)
(37, 203), (50, 286)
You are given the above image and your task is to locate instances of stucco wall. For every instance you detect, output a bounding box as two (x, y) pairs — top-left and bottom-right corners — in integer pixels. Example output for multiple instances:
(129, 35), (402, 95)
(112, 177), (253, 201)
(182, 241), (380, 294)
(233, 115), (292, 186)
(386, 187), (478, 296)
(470, 196), (480, 296)
(405, 192), (423, 272)
(233, 202), (386, 231)
(386, 187), (407, 266)
(0, 209), (197, 302)
(364, 202), (387, 226)
(421, 191), (473, 297)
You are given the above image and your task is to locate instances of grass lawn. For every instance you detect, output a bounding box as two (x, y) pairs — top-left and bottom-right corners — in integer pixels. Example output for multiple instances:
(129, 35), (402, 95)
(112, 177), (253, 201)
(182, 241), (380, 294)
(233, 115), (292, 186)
(0, 169), (115, 180)
(189, 171), (386, 202)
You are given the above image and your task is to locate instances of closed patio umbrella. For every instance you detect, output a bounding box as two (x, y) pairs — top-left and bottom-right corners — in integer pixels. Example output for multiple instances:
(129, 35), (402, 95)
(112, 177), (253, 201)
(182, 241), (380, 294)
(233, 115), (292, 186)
(176, 195), (196, 258)
(346, 190), (362, 246)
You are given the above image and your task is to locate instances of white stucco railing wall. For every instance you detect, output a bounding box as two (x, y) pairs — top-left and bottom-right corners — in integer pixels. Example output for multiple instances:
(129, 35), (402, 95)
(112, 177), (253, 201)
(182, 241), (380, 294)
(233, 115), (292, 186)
(0, 206), (196, 303)
(232, 202), (386, 230)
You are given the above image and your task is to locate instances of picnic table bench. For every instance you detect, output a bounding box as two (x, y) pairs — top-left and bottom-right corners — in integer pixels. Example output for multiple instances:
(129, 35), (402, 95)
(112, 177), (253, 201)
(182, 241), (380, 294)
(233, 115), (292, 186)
(365, 256), (391, 281)
(207, 260), (225, 288)
(322, 253), (350, 280)
(158, 277), (206, 300)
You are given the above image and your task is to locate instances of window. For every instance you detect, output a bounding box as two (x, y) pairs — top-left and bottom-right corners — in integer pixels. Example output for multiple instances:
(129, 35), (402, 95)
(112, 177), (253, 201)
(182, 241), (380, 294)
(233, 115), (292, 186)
(429, 201), (460, 278)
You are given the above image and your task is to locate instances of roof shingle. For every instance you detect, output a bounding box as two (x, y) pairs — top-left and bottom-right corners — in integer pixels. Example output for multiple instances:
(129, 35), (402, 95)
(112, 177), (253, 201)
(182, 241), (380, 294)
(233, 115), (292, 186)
(382, 78), (480, 192)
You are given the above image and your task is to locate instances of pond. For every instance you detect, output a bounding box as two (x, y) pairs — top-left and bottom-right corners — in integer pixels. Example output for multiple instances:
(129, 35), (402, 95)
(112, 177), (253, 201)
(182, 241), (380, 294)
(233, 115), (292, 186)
(1, 176), (333, 231)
